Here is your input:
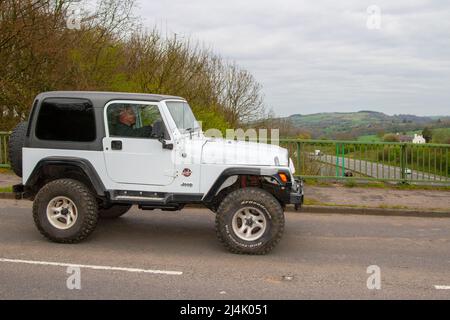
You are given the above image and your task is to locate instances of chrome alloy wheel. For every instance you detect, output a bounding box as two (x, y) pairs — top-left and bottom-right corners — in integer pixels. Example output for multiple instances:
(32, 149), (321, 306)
(231, 207), (267, 241)
(46, 196), (78, 230)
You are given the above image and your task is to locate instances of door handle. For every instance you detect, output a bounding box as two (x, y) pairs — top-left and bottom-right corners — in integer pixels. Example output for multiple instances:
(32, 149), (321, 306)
(111, 140), (122, 150)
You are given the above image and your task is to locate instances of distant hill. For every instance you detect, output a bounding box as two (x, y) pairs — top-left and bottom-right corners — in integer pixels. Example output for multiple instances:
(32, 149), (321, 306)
(284, 111), (450, 139)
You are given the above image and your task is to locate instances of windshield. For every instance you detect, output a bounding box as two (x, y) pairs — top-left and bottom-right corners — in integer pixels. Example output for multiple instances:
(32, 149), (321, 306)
(165, 101), (200, 133)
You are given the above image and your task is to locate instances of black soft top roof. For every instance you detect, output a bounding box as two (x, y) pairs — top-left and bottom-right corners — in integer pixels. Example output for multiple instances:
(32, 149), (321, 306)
(35, 91), (185, 107)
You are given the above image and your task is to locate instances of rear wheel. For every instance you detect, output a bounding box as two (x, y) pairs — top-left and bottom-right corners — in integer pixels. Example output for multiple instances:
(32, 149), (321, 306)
(215, 188), (285, 255)
(33, 179), (98, 243)
(99, 204), (132, 219)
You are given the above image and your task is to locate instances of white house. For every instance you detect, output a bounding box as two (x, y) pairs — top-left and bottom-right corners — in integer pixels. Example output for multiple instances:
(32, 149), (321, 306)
(412, 134), (426, 144)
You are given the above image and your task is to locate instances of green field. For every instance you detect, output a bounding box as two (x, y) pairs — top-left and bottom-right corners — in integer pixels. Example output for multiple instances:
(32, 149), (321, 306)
(432, 128), (450, 144)
(357, 128), (450, 144)
(286, 111), (450, 140)
(357, 135), (382, 142)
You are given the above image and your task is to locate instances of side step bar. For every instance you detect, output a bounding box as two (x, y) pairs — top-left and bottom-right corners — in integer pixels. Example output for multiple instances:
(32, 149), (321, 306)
(110, 190), (167, 203)
(108, 190), (204, 210)
(114, 195), (165, 202)
(139, 204), (183, 211)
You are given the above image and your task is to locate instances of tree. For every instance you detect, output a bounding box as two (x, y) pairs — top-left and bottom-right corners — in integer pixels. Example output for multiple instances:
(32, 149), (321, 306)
(376, 130), (385, 138)
(297, 131), (312, 140)
(431, 129), (450, 144)
(0, 0), (268, 132)
(221, 63), (265, 126)
(422, 127), (433, 143)
(383, 134), (399, 142)
(0, 0), (138, 130)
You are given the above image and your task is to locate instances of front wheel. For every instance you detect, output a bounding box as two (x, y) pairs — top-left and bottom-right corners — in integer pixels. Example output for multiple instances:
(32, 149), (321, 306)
(215, 188), (285, 255)
(33, 179), (99, 243)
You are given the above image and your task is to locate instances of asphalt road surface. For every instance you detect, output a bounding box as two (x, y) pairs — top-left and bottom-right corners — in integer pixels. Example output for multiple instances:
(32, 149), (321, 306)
(0, 199), (449, 299)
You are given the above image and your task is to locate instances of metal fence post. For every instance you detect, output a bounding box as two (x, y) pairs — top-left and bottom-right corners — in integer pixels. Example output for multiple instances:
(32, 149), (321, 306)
(400, 143), (407, 184)
(335, 143), (339, 177)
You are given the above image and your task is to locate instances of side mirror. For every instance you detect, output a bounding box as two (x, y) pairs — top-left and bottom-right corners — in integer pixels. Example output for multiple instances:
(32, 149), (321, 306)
(153, 120), (173, 150)
(158, 135), (173, 150)
(161, 139), (174, 150)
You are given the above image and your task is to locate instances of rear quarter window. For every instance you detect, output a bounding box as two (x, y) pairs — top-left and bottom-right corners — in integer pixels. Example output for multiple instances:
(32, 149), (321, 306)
(36, 98), (96, 142)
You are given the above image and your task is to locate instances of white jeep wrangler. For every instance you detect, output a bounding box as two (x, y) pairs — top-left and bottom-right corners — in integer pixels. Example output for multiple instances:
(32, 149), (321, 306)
(10, 91), (303, 254)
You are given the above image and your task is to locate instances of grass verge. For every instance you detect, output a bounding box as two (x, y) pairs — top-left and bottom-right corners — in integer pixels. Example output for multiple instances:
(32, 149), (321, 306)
(0, 186), (12, 193)
(302, 179), (450, 191)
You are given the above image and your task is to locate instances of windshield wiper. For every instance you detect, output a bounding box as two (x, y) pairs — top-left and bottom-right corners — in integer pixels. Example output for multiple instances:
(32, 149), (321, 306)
(185, 127), (201, 133)
(185, 127), (194, 138)
(184, 127), (201, 138)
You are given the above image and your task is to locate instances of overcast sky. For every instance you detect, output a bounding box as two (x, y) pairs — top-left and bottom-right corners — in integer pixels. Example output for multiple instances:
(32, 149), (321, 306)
(135, 0), (450, 117)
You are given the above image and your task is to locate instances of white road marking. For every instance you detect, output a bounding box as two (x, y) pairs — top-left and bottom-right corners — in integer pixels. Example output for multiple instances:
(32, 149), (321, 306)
(434, 285), (450, 290)
(0, 258), (182, 276)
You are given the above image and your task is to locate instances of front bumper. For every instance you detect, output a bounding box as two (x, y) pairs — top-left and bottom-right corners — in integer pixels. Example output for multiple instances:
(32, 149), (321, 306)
(289, 179), (304, 210)
(274, 176), (304, 210)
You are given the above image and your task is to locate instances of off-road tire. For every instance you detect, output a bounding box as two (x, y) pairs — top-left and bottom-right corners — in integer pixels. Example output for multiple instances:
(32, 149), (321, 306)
(215, 187), (285, 255)
(8, 121), (28, 177)
(33, 179), (98, 243)
(99, 204), (132, 219)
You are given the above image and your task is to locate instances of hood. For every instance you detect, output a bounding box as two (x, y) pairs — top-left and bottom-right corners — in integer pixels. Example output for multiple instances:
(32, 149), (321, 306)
(201, 138), (289, 166)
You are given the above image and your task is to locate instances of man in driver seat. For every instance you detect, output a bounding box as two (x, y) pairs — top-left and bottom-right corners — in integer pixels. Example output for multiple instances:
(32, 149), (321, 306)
(114, 106), (152, 138)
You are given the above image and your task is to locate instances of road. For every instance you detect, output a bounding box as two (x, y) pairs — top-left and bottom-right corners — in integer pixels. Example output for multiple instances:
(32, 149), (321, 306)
(0, 199), (449, 299)
(315, 154), (448, 181)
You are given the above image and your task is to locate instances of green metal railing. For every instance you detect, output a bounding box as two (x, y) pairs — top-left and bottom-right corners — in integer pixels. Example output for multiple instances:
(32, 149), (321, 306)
(279, 139), (450, 185)
(0, 132), (10, 168)
(0, 132), (448, 185)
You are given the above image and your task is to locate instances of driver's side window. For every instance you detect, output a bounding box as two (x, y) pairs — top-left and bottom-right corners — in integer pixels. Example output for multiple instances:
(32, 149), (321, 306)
(107, 103), (166, 139)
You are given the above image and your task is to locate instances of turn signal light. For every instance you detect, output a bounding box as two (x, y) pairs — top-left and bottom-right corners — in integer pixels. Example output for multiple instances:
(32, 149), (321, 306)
(279, 173), (288, 183)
